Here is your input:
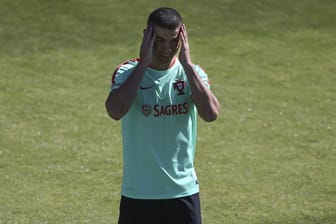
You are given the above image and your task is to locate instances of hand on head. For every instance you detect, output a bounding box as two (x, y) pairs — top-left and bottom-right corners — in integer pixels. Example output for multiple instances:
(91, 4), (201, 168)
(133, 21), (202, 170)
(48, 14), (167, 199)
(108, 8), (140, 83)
(178, 24), (192, 65)
(140, 26), (156, 66)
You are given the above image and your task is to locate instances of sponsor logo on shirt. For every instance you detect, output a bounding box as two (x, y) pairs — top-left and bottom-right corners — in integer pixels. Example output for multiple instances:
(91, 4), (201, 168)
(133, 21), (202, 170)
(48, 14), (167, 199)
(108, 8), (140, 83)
(142, 104), (151, 116)
(153, 103), (188, 117)
(142, 103), (189, 117)
(141, 79), (188, 117)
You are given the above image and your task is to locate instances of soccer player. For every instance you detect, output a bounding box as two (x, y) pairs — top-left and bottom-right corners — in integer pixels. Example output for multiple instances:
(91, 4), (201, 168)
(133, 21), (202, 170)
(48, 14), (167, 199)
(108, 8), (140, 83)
(105, 7), (220, 224)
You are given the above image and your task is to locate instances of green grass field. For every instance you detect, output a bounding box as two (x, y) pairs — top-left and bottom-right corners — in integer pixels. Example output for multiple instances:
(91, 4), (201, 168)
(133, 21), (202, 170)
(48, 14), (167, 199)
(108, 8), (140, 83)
(1, 0), (335, 223)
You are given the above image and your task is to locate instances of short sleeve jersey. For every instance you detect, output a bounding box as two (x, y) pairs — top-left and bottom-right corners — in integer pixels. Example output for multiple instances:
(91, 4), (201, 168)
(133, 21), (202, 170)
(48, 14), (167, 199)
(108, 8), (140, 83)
(111, 58), (210, 199)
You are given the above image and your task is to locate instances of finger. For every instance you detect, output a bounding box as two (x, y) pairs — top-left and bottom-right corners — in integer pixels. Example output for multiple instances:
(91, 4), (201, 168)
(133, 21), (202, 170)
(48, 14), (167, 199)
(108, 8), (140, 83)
(179, 26), (184, 39)
(149, 31), (156, 47)
(182, 24), (187, 32)
(179, 25), (184, 37)
(181, 24), (188, 41)
(143, 26), (152, 44)
(144, 26), (155, 47)
(144, 26), (154, 44)
(179, 27), (186, 49)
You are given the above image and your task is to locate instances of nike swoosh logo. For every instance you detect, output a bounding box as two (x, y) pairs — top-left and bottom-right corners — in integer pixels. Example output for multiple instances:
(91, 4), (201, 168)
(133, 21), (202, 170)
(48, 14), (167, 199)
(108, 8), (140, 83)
(140, 85), (154, 90)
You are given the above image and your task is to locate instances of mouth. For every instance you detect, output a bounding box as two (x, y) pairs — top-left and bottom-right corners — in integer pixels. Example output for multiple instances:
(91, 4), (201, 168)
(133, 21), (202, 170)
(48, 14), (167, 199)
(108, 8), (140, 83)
(160, 54), (172, 61)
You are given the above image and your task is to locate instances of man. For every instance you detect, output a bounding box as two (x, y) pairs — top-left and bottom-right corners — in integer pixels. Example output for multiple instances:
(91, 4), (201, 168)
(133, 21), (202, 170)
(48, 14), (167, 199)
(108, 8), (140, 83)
(105, 7), (220, 224)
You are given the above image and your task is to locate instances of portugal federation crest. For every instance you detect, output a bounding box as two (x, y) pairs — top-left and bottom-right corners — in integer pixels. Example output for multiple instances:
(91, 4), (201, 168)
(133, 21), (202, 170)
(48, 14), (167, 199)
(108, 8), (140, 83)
(173, 79), (186, 95)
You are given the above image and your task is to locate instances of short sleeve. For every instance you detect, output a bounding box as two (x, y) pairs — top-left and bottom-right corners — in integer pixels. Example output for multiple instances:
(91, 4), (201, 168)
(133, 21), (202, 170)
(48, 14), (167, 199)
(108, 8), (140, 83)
(194, 65), (210, 89)
(110, 59), (138, 91)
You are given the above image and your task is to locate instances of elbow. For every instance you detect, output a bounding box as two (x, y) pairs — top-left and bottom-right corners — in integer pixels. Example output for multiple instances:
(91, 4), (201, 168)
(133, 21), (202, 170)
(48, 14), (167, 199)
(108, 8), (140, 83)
(195, 94), (220, 122)
(202, 110), (219, 122)
(201, 102), (220, 122)
(108, 111), (122, 121)
(105, 100), (123, 121)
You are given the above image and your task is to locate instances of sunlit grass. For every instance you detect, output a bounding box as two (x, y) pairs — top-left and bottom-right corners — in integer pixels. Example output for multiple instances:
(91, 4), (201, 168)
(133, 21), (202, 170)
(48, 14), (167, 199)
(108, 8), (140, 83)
(1, 0), (335, 223)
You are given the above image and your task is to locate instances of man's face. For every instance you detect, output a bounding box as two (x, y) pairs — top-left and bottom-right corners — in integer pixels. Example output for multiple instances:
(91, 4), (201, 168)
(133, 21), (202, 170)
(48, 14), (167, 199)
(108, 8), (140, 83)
(151, 25), (181, 70)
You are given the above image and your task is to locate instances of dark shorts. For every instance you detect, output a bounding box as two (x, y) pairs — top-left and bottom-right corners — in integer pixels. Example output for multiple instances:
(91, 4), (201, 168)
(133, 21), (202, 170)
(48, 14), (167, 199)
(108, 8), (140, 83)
(118, 193), (202, 224)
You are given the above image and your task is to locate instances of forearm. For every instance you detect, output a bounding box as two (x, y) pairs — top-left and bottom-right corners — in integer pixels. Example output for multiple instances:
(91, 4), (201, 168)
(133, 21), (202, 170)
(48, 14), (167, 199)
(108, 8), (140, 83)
(105, 62), (147, 120)
(183, 63), (220, 122)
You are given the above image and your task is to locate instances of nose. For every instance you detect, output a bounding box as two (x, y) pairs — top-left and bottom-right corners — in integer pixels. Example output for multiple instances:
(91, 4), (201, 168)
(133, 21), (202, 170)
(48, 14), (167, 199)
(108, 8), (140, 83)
(162, 41), (172, 53)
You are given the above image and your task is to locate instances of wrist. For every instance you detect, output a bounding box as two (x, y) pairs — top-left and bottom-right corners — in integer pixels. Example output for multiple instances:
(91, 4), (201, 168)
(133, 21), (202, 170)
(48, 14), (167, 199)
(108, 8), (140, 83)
(181, 60), (193, 69)
(137, 60), (151, 70)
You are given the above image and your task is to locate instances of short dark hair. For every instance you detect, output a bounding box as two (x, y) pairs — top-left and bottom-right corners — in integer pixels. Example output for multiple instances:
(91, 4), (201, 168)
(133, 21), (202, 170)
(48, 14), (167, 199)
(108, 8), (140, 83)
(147, 7), (183, 29)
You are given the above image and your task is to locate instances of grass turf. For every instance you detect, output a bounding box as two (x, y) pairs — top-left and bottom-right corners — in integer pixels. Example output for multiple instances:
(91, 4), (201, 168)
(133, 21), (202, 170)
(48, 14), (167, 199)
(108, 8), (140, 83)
(1, 0), (335, 223)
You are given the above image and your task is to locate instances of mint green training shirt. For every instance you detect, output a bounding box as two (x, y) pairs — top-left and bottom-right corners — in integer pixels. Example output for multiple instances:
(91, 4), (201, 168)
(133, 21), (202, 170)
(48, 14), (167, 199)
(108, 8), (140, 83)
(111, 58), (210, 199)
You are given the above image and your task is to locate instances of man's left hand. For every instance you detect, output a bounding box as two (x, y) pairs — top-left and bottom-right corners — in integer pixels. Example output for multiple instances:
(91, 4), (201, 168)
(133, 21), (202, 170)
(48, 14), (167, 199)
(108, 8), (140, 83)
(179, 24), (192, 66)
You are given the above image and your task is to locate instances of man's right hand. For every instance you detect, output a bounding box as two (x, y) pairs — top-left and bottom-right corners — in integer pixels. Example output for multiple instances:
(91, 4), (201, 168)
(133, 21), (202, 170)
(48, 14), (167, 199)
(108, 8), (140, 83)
(106, 26), (156, 120)
(139, 26), (156, 66)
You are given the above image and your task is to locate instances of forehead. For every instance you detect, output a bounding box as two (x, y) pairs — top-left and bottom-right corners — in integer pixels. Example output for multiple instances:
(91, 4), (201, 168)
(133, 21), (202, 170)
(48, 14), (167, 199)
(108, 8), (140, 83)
(153, 26), (180, 39)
